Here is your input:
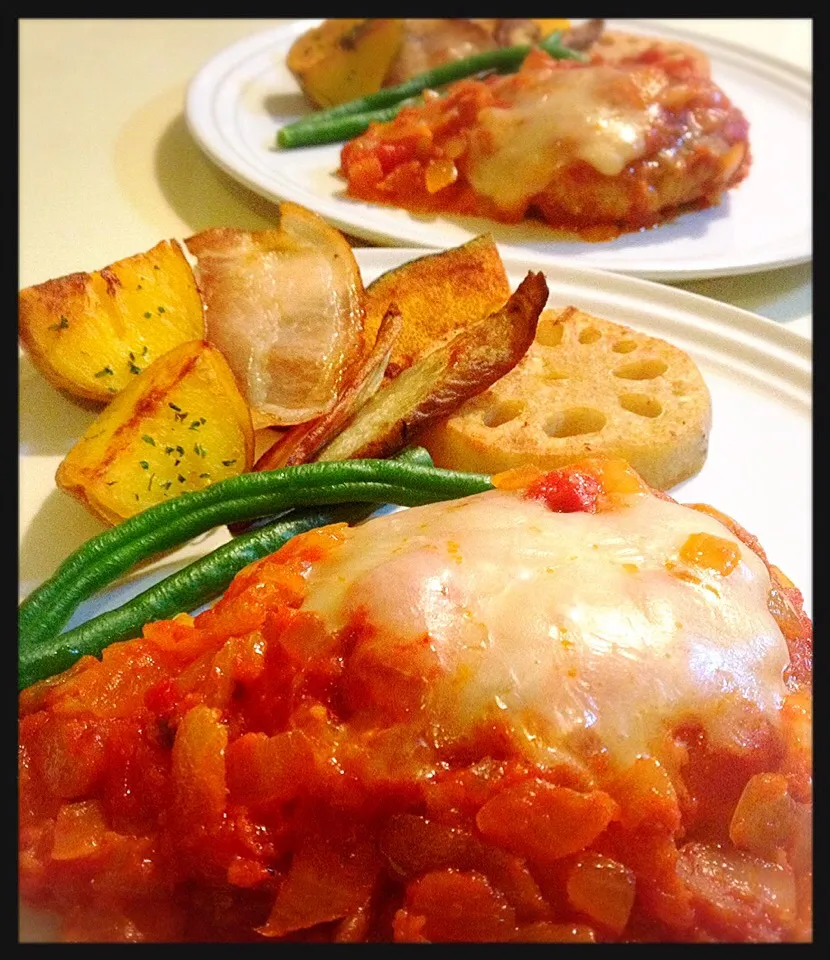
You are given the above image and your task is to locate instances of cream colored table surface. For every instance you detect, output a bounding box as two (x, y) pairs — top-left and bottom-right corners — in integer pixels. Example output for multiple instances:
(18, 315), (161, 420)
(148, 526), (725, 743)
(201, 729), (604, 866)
(19, 18), (812, 338)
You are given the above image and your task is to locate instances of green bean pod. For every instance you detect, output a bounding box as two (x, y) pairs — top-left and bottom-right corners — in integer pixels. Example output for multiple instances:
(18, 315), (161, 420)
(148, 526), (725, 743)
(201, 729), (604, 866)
(277, 99), (420, 149)
(19, 457), (493, 652)
(276, 31), (585, 148)
(18, 447), (436, 691)
(17, 503), (376, 691)
(230, 443), (434, 535)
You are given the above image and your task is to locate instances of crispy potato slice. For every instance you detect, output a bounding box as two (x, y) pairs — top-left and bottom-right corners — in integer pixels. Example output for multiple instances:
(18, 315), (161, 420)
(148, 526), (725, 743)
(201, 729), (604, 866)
(255, 307), (402, 472)
(470, 18), (571, 39)
(314, 271), (548, 462)
(287, 18), (405, 109)
(254, 426), (290, 464)
(363, 234), (511, 381)
(56, 340), (254, 525)
(18, 239), (205, 403)
(185, 205), (367, 429)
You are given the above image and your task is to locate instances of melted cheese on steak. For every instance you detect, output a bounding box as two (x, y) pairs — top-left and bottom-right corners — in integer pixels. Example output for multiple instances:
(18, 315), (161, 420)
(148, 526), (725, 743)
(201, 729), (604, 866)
(301, 489), (788, 764)
(466, 66), (665, 212)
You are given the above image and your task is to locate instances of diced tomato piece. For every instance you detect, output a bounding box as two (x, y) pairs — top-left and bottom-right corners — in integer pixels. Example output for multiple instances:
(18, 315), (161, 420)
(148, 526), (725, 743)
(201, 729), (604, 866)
(677, 841), (797, 941)
(602, 822), (695, 932)
(51, 799), (109, 861)
(31, 714), (106, 799)
(611, 756), (682, 834)
(401, 868), (517, 942)
(226, 729), (313, 806)
(525, 468), (601, 513)
(729, 773), (796, 860)
(476, 779), (618, 863)
(258, 830), (379, 938)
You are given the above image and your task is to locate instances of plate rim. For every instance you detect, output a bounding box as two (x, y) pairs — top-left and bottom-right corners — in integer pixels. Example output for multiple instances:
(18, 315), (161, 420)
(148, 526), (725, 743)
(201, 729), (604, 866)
(185, 18), (812, 282)
(357, 244), (811, 360)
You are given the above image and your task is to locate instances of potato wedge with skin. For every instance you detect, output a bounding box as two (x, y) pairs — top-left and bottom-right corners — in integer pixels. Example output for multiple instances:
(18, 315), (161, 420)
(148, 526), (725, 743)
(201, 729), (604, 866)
(255, 426), (290, 464)
(287, 19), (405, 109)
(255, 307), (402, 472)
(56, 340), (254, 525)
(363, 234), (511, 381)
(314, 271), (548, 463)
(18, 240), (205, 403)
(532, 18), (572, 37)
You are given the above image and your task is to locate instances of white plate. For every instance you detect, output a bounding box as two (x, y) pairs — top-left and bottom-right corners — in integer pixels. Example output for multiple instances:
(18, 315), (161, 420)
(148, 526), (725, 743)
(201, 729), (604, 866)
(18, 247), (812, 940)
(19, 247), (812, 616)
(185, 18), (812, 281)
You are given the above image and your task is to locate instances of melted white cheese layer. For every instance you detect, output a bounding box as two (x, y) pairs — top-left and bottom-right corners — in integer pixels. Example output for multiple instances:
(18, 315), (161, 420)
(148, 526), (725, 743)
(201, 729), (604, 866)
(302, 490), (788, 764)
(466, 66), (662, 211)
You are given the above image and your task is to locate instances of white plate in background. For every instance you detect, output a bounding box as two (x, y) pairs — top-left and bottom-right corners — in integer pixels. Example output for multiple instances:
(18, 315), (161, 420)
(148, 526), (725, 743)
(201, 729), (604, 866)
(185, 19), (812, 281)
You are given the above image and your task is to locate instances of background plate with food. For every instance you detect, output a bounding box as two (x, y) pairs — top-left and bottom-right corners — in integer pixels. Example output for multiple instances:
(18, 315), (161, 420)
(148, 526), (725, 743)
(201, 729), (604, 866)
(185, 18), (811, 281)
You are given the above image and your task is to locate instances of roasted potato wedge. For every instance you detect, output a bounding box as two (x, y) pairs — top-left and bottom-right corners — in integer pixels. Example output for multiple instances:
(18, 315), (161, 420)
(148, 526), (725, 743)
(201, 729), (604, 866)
(185, 205), (367, 429)
(287, 18), (404, 109)
(469, 18), (571, 39)
(314, 271), (548, 462)
(56, 340), (254, 525)
(382, 19), (497, 87)
(255, 307), (402, 472)
(532, 18), (572, 36)
(363, 234), (511, 381)
(254, 427), (290, 464)
(18, 239), (205, 403)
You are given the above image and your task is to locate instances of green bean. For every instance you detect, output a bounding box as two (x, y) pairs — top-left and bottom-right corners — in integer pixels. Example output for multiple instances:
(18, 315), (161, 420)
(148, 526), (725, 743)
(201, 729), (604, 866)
(229, 443), (434, 535)
(17, 504), (368, 691)
(19, 456), (492, 653)
(276, 31), (585, 149)
(18, 448), (436, 691)
(277, 99), (420, 149)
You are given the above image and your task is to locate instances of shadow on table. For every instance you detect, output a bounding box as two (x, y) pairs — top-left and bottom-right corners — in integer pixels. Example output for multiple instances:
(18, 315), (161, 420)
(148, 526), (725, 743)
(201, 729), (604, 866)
(153, 113), (284, 233)
(19, 355), (101, 458)
(153, 111), (368, 245)
(19, 486), (107, 592)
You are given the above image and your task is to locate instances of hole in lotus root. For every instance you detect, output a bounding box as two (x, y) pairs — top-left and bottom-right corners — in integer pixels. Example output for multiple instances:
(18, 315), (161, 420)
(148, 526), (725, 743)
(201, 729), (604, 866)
(613, 358), (669, 381)
(536, 316), (565, 347)
(543, 407), (607, 438)
(612, 339), (638, 354)
(619, 394), (663, 419)
(482, 400), (524, 428)
(578, 327), (601, 344)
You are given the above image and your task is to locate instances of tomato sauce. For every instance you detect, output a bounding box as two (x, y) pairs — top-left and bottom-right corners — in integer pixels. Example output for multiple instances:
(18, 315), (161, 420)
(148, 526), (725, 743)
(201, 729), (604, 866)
(339, 48), (750, 239)
(19, 478), (811, 942)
